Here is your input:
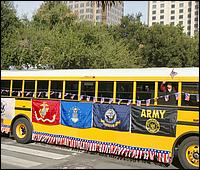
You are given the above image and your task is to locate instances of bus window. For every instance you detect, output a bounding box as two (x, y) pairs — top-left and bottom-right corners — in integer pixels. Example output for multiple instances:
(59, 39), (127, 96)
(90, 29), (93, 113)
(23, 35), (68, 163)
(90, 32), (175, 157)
(98, 81), (113, 102)
(158, 82), (178, 106)
(81, 81), (95, 101)
(65, 81), (78, 100)
(37, 80), (48, 98)
(181, 82), (199, 106)
(116, 81), (133, 103)
(12, 80), (22, 97)
(24, 80), (35, 97)
(136, 82), (154, 105)
(1, 80), (10, 96)
(50, 81), (63, 99)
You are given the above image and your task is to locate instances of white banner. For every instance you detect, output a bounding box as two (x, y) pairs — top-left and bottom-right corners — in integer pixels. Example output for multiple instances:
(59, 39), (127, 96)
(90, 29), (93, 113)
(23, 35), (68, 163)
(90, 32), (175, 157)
(1, 98), (15, 120)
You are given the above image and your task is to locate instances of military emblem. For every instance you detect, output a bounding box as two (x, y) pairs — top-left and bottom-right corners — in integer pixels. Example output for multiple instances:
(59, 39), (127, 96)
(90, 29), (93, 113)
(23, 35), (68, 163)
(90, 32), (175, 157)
(71, 107), (79, 123)
(146, 118), (160, 134)
(34, 102), (56, 122)
(101, 109), (120, 127)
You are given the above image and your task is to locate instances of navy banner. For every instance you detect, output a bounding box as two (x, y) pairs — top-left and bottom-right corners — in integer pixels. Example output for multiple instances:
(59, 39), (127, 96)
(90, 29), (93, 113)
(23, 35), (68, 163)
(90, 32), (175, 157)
(61, 101), (92, 128)
(131, 106), (177, 137)
(93, 103), (130, 131)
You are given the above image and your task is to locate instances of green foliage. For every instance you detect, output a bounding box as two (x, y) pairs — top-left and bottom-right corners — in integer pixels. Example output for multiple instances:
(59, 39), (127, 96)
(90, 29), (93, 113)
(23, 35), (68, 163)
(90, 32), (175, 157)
(1, 2), (199, 70)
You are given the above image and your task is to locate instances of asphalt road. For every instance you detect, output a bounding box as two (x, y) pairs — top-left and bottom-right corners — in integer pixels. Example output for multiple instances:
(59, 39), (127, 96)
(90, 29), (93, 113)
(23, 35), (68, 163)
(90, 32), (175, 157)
(1, 134), (182, 169)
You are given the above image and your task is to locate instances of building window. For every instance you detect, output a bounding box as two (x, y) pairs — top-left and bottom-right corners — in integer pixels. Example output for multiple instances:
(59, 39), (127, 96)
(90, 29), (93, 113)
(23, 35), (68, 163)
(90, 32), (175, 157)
(194, 24), (198, 29)
(152, 10), (156, 14)
(153, 1), (157, 3)
(195, 5), (199, 9)
(152, 16), (156, 20)
(86, 2), (91, 6)
(179, 9), (183, 13)
(160, 4), (164, 8)
(179, 21), (183, 25)
(171, 16), (175, 20)
(86, 8), (90, 13)
(75, 4), (78, 8)
(152, 22), (156, 25)
(187, 20), (191, 24)
(195, 11), (198, 15)
(160, 9), (164, 13)
(160, 15), (164, 19)
(80, 15), (85, 19)
(188, 8), (191, 12)
(171, 10), (175, 14)
(188, 1), (192, 7)
(160, 21), (164, 24)
(80, 3), (84, 8)
(179, 3), (184, 8)
(187, 32), (191, 36)
(170, 22), (174, 25)
(194, 17), (198, 21)
(179, 15), (183, 19)
(188, 14), (191, 18)
(152, 5), (156, 9)
(171, 4), (175, 8)
(187, 26), (191, 30)
(80, 9), (84, 14)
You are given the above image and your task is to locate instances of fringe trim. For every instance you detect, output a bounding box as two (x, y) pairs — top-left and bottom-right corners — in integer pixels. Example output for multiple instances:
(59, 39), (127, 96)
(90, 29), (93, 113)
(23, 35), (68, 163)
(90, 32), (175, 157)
(32, 131), (172, 164)
(1, 124), (10, 134)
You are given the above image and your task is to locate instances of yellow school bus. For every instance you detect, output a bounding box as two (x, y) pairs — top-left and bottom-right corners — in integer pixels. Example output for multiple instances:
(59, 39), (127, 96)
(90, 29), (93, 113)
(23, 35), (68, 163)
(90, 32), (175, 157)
(1, 67), (199, 169)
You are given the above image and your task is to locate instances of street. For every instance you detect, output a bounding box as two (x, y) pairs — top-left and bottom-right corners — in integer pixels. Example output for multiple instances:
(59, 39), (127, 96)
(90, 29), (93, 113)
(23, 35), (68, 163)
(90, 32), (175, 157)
(1, 134), (181, 169)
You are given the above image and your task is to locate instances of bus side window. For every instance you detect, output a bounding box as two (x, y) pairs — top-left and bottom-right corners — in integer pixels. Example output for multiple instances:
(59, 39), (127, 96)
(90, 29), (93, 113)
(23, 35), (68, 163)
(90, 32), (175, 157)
(98, 81), (113, 103)
(181, 82), (199, 106)
(12, 80), (22, 97)
(158, 82), (178, 106)
(24, 80), (35, 97)
(116, 81), (133, 103)
(50, 81), (63, 99)
(37, 80), (48, 98)
(136, 82), (154, 105)
(81, 81), (95, 101)
(65, 81), (78, 100)
(1, 80), (10, 96)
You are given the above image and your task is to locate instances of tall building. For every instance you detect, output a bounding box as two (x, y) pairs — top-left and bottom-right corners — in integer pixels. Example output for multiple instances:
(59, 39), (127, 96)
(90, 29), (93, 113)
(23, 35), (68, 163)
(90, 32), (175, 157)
(148, 1), (199, 36)
(65, 1), (124, 25)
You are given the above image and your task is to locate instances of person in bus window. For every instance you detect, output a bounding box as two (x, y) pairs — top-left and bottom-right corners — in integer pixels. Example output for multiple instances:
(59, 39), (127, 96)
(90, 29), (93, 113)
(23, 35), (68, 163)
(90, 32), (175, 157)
(160, 81), (177, 93)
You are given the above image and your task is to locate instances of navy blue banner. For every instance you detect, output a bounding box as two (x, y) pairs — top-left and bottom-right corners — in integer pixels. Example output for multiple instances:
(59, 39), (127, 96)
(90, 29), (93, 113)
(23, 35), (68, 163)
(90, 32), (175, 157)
(131, 106), (177, 137)
(93, 103), (130, 131)
(61, 101), (92, 128)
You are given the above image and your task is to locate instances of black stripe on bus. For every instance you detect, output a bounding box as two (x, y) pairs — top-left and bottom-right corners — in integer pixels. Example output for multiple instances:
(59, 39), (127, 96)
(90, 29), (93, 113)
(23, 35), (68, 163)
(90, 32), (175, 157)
(15, 107), (31, 111)
(177, 121), (199, 126)
(15, 97), (32, 101)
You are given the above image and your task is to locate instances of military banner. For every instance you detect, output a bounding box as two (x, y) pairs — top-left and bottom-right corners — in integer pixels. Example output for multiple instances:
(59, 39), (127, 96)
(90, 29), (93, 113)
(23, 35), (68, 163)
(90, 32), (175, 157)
(131, 106), (177, 137)
(1, 98), (15, 122)
(32, 99), (60, 125)
(61, 101), (92, 128)
(93, 103), (130, 131)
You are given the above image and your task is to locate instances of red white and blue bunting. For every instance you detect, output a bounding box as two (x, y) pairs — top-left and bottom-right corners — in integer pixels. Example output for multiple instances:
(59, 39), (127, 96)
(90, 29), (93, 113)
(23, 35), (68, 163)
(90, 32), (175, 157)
(32, 131), (171, 164)
(1, 89), (199, 105)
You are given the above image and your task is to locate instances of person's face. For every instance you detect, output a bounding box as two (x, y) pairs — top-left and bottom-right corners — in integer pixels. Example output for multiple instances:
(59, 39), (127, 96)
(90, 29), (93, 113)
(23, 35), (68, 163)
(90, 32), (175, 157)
(167, 84), (172, 90)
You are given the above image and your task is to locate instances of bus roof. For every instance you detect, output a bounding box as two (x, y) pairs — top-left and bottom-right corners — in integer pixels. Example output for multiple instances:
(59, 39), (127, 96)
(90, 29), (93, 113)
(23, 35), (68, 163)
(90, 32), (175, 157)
(1, 67), (199, 78)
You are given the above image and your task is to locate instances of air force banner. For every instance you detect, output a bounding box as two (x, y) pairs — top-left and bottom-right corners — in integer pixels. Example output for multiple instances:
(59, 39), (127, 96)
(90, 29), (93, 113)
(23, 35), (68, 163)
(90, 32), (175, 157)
(131, 106), (177, 137)
(93, 103), (130, 131)
(61, 101), (92, 128)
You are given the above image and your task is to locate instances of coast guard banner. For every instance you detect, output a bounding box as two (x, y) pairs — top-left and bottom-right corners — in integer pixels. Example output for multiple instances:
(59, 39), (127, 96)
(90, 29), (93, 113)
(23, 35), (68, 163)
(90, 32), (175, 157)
(32, 100), (60, 125)
(131, 106), (177, 137)
(93, 103), (130, 131)
(61, 101), (92, 128)
(1, 98), (15, 121)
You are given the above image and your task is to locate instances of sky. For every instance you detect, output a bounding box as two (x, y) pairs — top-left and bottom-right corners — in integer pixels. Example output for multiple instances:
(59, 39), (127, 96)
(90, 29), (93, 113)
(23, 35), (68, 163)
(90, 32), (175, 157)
(13, 1), (148, 23)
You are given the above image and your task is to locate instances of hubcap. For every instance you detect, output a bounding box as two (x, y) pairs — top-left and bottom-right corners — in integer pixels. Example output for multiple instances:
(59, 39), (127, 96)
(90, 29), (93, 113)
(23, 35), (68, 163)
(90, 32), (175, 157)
(186, 145), (199, 167)
(16, 123), (26, 138)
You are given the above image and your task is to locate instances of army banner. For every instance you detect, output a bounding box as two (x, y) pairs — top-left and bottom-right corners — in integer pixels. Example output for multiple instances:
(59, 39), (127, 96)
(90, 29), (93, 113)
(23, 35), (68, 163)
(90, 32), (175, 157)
(131, 106), (177, 137)
(32, 100), (60, 125)
(61, 101), (92, 128)
(93, 103), (130, 131)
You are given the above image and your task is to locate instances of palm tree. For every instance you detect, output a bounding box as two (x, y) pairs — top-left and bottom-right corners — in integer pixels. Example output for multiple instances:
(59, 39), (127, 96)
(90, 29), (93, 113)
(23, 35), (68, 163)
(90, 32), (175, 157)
(93, 1), (122, 25)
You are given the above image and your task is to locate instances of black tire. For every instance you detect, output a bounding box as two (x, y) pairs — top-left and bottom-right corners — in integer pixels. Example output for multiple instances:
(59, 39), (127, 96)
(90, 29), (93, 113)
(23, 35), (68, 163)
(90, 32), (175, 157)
(178, 136), (199, 169)
(12, 118), (32, 144)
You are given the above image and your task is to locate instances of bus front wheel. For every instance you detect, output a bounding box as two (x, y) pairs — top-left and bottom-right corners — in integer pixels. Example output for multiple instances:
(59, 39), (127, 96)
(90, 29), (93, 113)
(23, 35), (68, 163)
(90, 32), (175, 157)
(12, 118), (32, 144)
(178, 136), (199, 169)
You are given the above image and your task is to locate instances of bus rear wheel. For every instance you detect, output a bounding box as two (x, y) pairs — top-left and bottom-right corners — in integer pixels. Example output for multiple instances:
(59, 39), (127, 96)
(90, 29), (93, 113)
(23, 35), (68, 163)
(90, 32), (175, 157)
(178, 136), (199, 169)
(12, 118), (32, 144)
